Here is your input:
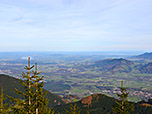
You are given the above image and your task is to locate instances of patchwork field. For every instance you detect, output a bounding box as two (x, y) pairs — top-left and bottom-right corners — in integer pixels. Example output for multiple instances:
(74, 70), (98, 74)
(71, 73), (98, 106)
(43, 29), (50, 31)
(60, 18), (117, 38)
(0, 52), (152, 102)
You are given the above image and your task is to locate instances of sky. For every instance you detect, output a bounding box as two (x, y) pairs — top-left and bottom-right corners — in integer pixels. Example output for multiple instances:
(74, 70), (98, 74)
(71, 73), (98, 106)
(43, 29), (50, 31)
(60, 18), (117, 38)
(0, 0), (152, 52)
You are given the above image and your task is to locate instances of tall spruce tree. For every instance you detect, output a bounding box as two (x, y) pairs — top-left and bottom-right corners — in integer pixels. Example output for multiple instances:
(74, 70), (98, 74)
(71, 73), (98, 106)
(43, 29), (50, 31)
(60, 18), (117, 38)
(8, 57), (35, 114)
(9, 57), (54, 114)
(112, 81), (134, 114)
(32, 63), (54, 114)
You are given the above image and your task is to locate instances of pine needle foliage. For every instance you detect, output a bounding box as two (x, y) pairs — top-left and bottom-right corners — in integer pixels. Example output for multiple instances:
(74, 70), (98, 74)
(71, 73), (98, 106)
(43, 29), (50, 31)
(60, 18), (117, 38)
(0, 86), (11, 114)
(66, 99), (81, 114)
(8, 57), (35, 114)
(8, 57), (54, 114)
(32, 63), (55, 114)
(112, 81), (134, 114)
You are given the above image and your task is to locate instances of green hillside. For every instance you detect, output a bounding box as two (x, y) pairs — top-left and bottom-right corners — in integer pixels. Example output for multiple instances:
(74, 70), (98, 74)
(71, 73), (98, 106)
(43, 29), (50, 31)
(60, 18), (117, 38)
(133, 52), (152, 60)
(139, 62), (152, 73)
(91, 58), (135, 74)
(0, 74), (152, 114)
(54, 94), (152, 114)
(90, 58), (152, 74)
(0, 74), (66, 107)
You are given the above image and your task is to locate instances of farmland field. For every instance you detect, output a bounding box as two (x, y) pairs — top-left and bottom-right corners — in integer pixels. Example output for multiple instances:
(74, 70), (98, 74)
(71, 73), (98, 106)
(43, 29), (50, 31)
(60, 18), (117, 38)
(0, 52), (152, 102)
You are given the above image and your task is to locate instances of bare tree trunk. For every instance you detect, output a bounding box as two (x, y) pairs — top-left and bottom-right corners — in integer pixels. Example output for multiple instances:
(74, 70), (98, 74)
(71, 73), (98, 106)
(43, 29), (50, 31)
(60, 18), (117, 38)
(28, 57), (31, 114)
(35, 63), (38, 114)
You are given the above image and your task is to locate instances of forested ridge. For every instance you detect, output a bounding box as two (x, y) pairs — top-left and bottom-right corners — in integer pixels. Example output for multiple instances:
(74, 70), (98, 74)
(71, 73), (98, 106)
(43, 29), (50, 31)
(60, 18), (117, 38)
(0, 57), (152, 114)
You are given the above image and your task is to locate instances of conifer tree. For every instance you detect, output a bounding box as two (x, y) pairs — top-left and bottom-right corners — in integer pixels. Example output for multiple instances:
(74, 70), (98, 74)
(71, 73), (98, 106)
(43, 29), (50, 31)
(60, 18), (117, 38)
(8, 57), (55, 114)
(0, 86), (10, 114)
(66, 99), (81, 114)
(8, 57), (35, 114)
(32, 63), (55, 114)
(112, 81), (134, 114)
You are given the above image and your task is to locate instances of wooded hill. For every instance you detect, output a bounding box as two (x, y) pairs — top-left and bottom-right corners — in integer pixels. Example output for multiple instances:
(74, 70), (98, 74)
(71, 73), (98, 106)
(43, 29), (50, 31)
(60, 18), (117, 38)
(92, 58), (134, 73)
(0, 74), (152, 114)
(0, 74), (66, 107)
(54, 93), (152, 114)
(132, 52), (152, 60)
(89, 58), (152, 74)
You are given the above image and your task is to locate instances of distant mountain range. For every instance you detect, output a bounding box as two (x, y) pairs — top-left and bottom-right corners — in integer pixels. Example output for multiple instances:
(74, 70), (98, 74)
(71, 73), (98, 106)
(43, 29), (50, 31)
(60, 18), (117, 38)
(92, 58), (134, 74)
(132, 52), (152, 60)
(1, 52), (152, 113)
(90, 58), (152, 74)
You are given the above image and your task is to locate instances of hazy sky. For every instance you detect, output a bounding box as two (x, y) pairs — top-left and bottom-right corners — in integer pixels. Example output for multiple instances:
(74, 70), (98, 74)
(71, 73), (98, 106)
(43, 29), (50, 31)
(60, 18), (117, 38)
(0, 0), (152, 52)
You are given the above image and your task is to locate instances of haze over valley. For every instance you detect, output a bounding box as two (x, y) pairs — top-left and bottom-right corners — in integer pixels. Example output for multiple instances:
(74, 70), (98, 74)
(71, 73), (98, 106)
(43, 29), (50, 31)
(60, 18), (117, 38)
(0, 52), (152, 102)
(0, 0), (152, 113)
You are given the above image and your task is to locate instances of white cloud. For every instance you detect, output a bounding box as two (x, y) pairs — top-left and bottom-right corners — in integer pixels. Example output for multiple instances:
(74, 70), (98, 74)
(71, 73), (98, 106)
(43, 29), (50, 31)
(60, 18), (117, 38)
(0, 0), (152, 51)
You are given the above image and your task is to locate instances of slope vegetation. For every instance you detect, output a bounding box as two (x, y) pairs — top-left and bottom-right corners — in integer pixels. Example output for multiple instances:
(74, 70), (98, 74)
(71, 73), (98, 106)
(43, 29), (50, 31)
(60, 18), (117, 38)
(92, 58), (134, 74)
(0, 74), (66, 107)
(54, 94), (152, 114)
(133, 52), (152, 60)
